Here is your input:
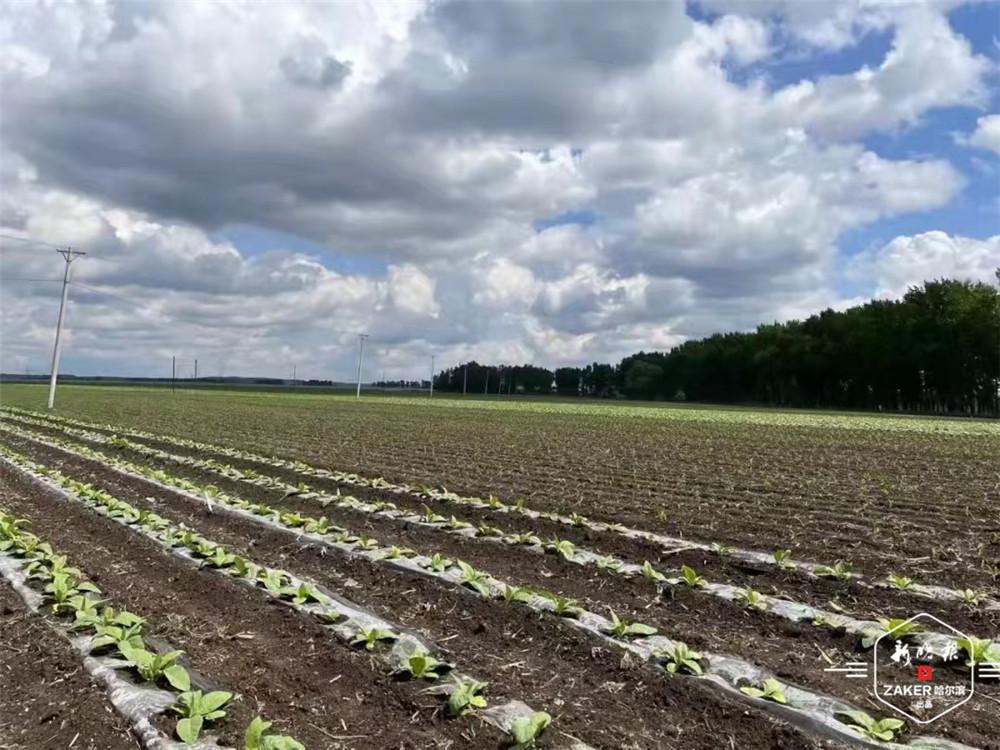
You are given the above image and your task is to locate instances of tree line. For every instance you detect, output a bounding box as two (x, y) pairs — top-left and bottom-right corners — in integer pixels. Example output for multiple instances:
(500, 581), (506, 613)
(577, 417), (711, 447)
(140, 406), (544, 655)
(432, 279), (999, 416)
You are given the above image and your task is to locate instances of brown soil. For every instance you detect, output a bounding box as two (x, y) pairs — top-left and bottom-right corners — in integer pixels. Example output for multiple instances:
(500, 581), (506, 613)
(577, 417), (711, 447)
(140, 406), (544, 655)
(0, 583), (140, 750)
(1, 433), (843, 750)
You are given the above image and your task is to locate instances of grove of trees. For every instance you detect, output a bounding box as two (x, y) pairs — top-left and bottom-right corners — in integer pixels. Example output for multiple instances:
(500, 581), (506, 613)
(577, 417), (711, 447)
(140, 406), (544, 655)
(433, 279), (999, 416)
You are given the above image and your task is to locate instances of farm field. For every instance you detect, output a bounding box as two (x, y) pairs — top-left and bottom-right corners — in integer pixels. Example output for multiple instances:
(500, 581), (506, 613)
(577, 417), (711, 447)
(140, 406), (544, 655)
(0, 383), (997, 750)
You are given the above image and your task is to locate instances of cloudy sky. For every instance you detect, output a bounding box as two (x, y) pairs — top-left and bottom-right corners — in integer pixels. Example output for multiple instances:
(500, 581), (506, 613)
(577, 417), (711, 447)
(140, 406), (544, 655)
(1, 0), (998, 382)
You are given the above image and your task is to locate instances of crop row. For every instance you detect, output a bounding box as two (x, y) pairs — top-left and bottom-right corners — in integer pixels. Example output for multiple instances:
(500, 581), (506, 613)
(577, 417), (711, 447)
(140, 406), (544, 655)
(0, 506), (305, 750)
(4, 407), (991, 611)
(0, 444), (565, 750)
(4, 417), (985, 659)
(1, 425), (992, 749)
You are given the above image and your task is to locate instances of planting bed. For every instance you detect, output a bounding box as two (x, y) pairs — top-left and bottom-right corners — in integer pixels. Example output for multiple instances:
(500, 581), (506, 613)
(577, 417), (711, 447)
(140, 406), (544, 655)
(0, 385), (998, 749)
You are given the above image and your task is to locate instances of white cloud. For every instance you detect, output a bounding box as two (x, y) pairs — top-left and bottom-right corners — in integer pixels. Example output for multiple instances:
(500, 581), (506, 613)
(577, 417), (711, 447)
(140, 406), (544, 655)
(0, 0), (994, 378)
(848, 231), (1000, 299)
(963, 114), (1000, 156)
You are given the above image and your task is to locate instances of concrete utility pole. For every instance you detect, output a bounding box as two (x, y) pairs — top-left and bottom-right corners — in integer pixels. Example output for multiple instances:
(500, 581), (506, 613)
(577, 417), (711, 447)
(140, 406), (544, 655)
(194, 358), (198, 380)
(172, 356), (176, 394)
(430, 355), (435, 398)
(462, 364), (467, 396)
(47, 248), (86, 409)
(355, 334), (368, 399)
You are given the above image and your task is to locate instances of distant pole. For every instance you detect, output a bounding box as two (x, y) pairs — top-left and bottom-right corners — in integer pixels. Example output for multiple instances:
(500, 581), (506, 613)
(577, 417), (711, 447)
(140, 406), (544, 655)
(462, 364), (467, 396)
(172, 356), (176, 394)
(484, 369), (489, 395)
(355, 334), (368, 399)
(47, 247), (86, 409)
(194, 358), (198, 380)
(430, 354), (435, 398)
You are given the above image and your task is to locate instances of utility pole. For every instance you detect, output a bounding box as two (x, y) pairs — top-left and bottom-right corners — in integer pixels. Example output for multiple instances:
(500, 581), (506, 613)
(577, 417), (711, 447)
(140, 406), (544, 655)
(172, 356), (176, 394)
(430, 355), (435, 398)
(484, 369), (489, 395)
(194, 358), (198, 380)
(462, 364), (467, 396)
(355, 334), (368, 399)
(47, 248), (86, 409)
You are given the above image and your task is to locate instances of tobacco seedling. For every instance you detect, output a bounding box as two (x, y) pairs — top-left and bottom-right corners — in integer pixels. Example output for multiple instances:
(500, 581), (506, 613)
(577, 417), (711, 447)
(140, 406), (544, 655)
(422, 553), (453, 573)
(815, 560), (853, 580)
(503, 585), (534, 603)
(118, 643), (190, 690)
(173, 690), (233, 744)
(604, 610), (657, 640)
(303, 516), (333, 535)
(356, 534), (380, 551)
(259, 569), (291, 593)
(886, 573), (914, 590)
(352, 626), (398, 651)
(447, 677), (488, 716)
(836, 710), (905, 742)
(231, 556), (261, 580)
(284, 582), (330, 606)
(710, 543), (734, 556)
(539, 591), (582, 618)
(569, 513), (588, 528)
(244, 716), (305, 750)
(513, 532), (541, 546)
(477, 524), (504, 538)
(862, 618), (924, 648)
(447, 516), (473, 530)
(487, 495), (503, 510)
(279, 511), (307, 528)
(655, 642), (705, 675)
(772, 549), (793, 568)
(421, 505), (447, 524)
(740, 678), (787, 704)
(545, 537), (576, 561)
(736, 588), (766, 609)
(457, 561), (492, 597)
(597, 556), (623, 572)
(509, 711), (552, 749)
(203, 547), (237, 569)
(957, 637), (1000, 667)
(959, 589), (982, 606)
(641, 561), (666, 582)
(396, 650), (453, 680)
(680, 565), (705, 588)
(383, 546), (414, 560)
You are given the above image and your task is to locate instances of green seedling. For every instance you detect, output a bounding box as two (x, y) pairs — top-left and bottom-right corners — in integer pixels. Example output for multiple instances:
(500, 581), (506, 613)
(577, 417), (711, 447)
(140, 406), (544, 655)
(597, 556), (623, 572)
(815, 560), (853, 580)
(383, 546), (414, 560)
(569, 513), (588, 528)
(447, 677), (488, 716)
(886, 573), (914, 590)
(447, 516), (473, 530)
(710, 543), (734, 556)
(118, 643), (190, 691)
(396, 650), (453, 680)
(302, 516), (334, 535)
(352, 626), (398, 651)
(279, 511), (307, 528)
(539, 591), (582, 618)
(502, 585), (535, 603)
(641, 561), (666, 582)
(655, 642), (704, 675)
(203, 547), (236, 569)
(862, 618), (924, 648)
(604, 610), (657, 640)
(959, 589), (982, 606)
(173, 690), (233, 744)
(476, 524), (504, 538)
(421, 505), (447, 524)
(45, 572), (101, 613)
(333, 531), (358, 544)
(259, 569), (291, 593)
(957, 637), (1000, 666)
(510, 711), (552, 749)
(356, 534), (380, 551)
(836, 710), (905, 742)
(680, 565), (705, 588)
(736, 588), (766, 609)
(512, 532), (540, 545)
(740, 678), (787, 704)
(457, 561), (492, 597)
(244, 716), (305, 750)
(772, 549), (793, 568)
(545, 537), (576, 561)
(231, 556), (261, 580)
(487, 495), (503, 510)
(422, 553), (453, 572)
(284, 582), (330, 606)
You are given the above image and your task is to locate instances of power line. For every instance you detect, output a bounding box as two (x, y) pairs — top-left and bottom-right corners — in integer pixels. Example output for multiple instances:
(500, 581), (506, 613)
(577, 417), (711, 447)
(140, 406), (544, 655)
(0, 233), (69, 251)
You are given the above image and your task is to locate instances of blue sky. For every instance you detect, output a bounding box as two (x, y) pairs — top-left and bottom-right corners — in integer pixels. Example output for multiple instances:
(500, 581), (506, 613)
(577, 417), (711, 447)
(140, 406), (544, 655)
(1, 0), (998, 379)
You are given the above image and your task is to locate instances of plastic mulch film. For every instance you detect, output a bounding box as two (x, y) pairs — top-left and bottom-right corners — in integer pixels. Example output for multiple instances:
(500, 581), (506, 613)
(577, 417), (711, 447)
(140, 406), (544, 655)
(2, 436), (980, 750)
(0, 451), (592, 750)
(0, 554), (222, 750)
(5, 405), (992, 613)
